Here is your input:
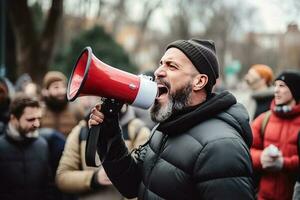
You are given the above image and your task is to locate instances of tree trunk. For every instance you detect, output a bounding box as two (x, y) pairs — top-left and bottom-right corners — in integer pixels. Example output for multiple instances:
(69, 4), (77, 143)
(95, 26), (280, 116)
(8, 0), (63, 84)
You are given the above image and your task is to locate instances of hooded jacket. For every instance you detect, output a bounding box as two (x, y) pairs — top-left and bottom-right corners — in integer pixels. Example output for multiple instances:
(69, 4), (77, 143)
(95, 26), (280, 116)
(98, 91), (255, 200)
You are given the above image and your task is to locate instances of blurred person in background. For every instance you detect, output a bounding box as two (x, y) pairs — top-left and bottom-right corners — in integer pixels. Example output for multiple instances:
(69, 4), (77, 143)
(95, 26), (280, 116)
(89, 39), (254, 199)
(0, 94), (55, 200)
(23, 81), (41, 100)
(250, 70), (300, 200)
(14, 73), (32, 93)
(41, 71), (84, 137)
(243, 64), (274, 121)
(0, 77), (15, 129)
(293, 130), (300, 200)
(56, 96), (150, 200)
(39, 127), (69, 200)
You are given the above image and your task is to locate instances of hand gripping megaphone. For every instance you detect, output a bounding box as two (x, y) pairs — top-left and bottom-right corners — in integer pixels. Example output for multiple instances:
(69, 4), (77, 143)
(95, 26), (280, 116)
(67, 47), (157, 167)
(67, 46), (157, 109)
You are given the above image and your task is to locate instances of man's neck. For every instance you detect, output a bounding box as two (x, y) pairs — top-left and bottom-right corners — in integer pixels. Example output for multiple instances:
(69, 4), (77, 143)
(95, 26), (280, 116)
(189, 91), (207, 107)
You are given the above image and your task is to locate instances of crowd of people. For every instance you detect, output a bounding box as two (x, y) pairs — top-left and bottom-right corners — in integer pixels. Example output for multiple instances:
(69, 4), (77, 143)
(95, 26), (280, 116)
(0, 38), (300, 200)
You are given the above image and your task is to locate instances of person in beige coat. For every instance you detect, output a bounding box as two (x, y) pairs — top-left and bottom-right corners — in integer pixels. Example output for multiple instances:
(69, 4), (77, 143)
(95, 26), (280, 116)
(56, 105), (150, 200)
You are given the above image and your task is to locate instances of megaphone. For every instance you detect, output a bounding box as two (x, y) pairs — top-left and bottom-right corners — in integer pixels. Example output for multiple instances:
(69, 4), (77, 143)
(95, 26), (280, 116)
(67, 47), (157, 109)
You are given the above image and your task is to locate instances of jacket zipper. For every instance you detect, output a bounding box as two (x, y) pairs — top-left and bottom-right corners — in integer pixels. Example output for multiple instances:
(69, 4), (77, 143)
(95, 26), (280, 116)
(143, 134), (168, 199)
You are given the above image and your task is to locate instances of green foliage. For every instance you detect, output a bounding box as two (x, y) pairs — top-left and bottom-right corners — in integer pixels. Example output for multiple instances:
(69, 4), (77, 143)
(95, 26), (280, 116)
(53, 26), (137, 77)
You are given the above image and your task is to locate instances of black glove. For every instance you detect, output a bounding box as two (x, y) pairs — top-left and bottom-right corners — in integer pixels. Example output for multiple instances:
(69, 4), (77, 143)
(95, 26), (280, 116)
(99, 98), (124, 140)
(86, 98), (124, 167)
(97, 98), (128, 162)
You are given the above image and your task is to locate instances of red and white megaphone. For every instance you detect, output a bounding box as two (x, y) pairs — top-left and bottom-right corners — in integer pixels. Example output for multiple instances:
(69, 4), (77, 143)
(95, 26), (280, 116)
(67, 47), (157, 109)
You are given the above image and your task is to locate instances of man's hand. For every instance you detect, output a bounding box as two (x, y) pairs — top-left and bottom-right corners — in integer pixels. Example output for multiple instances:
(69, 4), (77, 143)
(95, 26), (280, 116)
(88, 104), (104, 128)
(97, 167), (112, 186)
(260, 145), (283, 171)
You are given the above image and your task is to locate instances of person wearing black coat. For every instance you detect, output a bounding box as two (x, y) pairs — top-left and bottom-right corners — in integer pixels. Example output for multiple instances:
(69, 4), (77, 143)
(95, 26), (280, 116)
(0, 94), (55, 200)
(89, 39), (255, 199)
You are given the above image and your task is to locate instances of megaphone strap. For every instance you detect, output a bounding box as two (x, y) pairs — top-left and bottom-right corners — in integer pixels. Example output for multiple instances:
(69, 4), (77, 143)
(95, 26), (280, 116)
(85, 125), (101, 167)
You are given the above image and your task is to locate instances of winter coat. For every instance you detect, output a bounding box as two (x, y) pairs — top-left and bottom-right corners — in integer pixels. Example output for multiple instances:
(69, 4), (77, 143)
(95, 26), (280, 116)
(0, 128), (54, 200)
(41, 104), (83, 137)
(56, 114), (150, 200)
(98, 91), (255, 200)
(233, 87), (273, 121)
(251, 101), (300, 200)
(251, 88), (274, 119)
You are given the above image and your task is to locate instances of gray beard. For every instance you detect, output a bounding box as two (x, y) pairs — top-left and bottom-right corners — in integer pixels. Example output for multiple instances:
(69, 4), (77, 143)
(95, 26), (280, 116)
(7, 122), (39, 141)
(150, 83), (192, 123)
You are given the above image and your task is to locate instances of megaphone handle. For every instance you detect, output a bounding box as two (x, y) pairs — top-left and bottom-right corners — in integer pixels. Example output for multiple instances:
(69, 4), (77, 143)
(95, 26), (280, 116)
(85, 98), (124, 167)
(85, 125), (101, 167)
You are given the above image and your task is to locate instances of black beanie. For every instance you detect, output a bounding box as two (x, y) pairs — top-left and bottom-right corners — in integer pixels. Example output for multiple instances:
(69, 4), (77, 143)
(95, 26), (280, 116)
(166, 39), (219, 93)
(275, 70), (300, 103)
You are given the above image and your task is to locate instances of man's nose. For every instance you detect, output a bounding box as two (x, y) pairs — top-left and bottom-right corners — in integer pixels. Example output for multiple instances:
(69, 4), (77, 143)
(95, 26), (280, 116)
(154, 66), (166, 78)
(59, 87), (67, 94)
(33, 119), (40, 128)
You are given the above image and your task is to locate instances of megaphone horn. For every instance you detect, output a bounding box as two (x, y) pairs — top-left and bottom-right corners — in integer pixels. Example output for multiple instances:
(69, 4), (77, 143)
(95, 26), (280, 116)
(67, 47), (157, 109)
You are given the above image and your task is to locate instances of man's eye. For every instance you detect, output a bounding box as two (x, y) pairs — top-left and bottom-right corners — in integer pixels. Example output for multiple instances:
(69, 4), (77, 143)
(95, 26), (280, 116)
(169, 65), (177, 69)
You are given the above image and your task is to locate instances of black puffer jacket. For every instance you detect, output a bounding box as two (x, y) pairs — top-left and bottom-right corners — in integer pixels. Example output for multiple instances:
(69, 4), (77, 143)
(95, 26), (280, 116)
(99, 91), (255, 200)
(0, 130), (54, 200)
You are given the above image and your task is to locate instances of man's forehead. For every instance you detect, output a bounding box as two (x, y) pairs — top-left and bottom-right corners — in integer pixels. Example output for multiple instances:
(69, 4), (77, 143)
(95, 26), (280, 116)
(162, 48), (187, 59)
(162, 48), (195, 67)
(22, 107), (42, 116)
(48, 81), (66, 90)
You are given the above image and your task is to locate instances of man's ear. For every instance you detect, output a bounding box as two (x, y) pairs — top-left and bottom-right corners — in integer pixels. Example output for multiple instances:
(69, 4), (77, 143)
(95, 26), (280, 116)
(10, 114), (18, 124)
(193, 74), (208, 91)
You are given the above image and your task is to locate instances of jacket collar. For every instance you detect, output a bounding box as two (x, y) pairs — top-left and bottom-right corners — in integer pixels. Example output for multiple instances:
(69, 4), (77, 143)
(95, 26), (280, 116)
(6, 122), (38, 143)
(157, 91), (237, 135)
(271, 100), (300, 119)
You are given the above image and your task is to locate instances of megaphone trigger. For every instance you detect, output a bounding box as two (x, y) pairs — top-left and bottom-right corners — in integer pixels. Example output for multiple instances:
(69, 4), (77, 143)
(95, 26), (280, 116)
(101, 98), (124, 117)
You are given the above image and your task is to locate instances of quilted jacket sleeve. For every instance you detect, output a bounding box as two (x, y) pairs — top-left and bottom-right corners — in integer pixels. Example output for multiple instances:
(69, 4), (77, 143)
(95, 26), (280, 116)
(97, 117), (143, 199)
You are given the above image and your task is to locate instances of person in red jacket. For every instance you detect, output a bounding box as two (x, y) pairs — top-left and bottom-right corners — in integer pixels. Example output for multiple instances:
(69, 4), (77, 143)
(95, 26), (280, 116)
(250, 70), (300, 200)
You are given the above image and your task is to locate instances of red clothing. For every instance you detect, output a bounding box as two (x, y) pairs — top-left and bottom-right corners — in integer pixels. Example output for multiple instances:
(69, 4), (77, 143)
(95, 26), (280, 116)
(251, 101), (300, 200)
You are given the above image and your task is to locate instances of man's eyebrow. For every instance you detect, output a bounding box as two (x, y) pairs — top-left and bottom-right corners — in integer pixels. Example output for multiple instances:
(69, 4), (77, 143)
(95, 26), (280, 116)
(26, 116), (41, 121)
(161, 58), (182, 67)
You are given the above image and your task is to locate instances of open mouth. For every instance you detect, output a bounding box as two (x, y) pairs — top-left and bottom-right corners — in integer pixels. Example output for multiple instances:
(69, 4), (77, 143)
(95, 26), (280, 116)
(157, 84), (169, 99)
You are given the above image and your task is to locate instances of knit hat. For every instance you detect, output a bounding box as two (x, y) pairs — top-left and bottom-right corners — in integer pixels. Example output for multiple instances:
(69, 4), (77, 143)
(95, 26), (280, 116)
(166, 39), (219, 93)
(251, 64), (274, 86)
(43, 71), (67, 89)
(275, 70), (300, 103)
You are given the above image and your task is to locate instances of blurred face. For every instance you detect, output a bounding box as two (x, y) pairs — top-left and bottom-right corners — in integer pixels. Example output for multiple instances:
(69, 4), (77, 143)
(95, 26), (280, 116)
(47, 80), (67, 100)
(244, 68), (264, 90)
(150, 48), (199, 122)
(24, 83), (38, 98)
(0, 83), (8, 104)
(274, 80), (295, 106)
(12, 107), (42, 136)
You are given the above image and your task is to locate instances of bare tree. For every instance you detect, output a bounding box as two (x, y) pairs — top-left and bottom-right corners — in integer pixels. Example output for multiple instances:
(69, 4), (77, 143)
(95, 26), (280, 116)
(8, 0), (63, 84)
(202, 2), (255, 75)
